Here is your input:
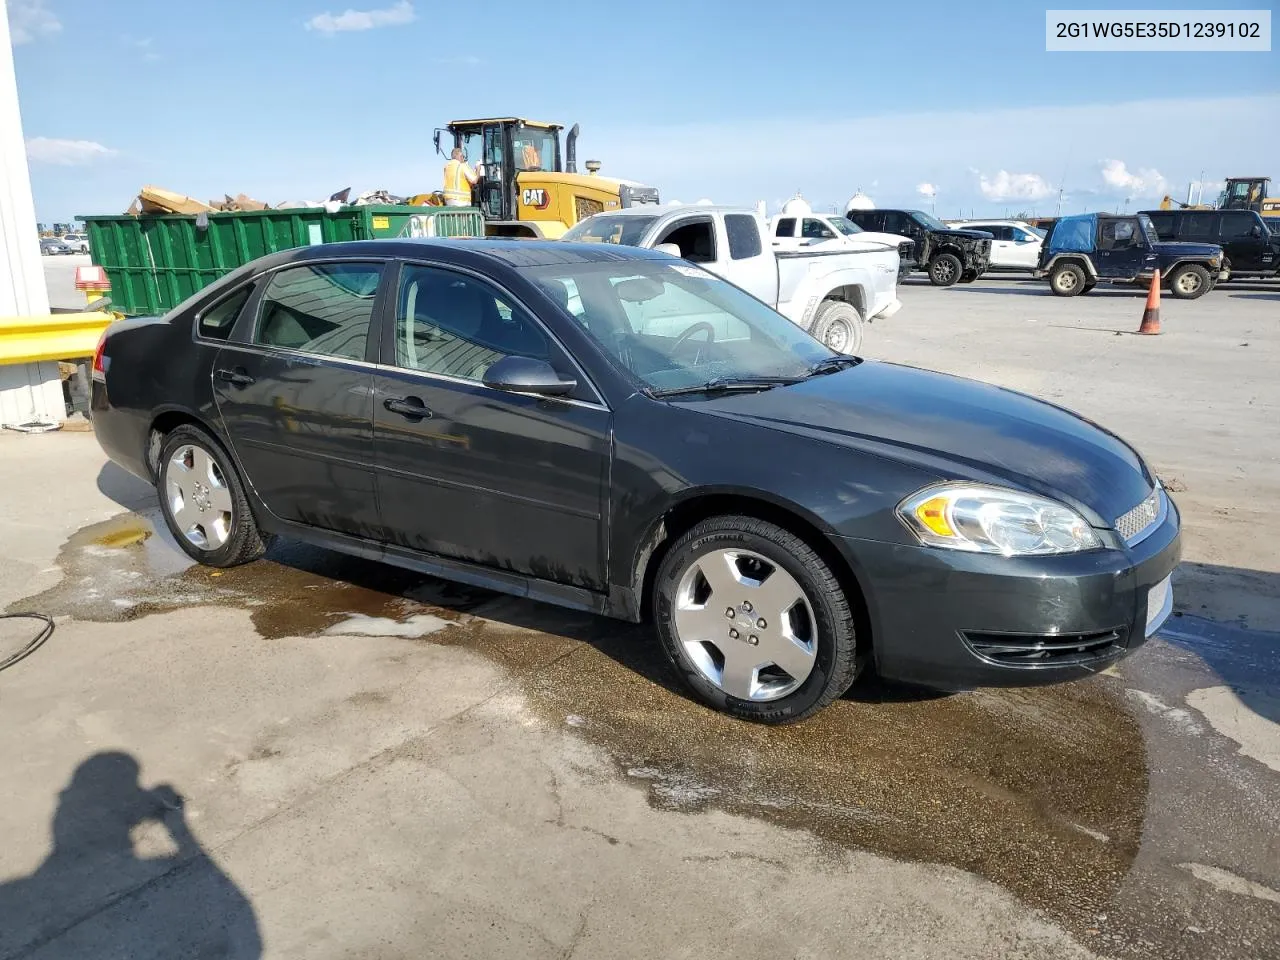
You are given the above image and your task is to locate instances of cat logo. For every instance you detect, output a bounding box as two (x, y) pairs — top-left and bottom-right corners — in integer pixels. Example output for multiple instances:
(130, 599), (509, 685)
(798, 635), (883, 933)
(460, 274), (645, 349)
(521, 188), (551, 210)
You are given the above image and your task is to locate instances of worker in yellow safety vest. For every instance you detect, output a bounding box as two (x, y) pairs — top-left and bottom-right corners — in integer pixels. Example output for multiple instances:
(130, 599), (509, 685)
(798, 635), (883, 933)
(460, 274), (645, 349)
(442, 148), (479, 206)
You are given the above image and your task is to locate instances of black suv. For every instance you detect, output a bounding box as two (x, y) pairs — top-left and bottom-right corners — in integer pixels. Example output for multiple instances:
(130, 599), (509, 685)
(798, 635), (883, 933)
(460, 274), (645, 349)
(846, 209), (992, 286)
(1140, 208), (1279, 280)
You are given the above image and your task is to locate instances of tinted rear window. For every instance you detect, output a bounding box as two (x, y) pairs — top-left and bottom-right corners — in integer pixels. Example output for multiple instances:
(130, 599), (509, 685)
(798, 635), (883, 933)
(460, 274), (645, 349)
(725, 215), (763, 259)
(198, 287), (252, 341)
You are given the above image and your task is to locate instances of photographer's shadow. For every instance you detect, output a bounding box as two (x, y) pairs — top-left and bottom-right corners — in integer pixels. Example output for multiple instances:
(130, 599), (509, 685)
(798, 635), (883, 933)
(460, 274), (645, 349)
(0, 752), (261, 959)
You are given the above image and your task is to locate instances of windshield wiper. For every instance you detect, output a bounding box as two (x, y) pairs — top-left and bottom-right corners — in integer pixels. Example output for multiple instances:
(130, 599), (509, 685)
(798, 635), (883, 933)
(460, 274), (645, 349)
(805, 355), (861, 377)
(651, 376), (803, 398)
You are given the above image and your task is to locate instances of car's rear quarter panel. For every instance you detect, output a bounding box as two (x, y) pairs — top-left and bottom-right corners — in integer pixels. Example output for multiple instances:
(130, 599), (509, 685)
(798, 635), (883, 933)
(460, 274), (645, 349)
(92, 315), (218, 481)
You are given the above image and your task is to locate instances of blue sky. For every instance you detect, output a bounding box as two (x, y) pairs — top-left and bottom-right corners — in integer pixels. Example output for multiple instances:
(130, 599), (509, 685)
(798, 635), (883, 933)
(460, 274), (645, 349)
(12, 0), (1279, 223)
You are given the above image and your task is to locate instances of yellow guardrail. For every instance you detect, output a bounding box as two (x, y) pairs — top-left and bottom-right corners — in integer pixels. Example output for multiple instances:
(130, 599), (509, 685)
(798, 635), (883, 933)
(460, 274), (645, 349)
(0, 312), (116, 365)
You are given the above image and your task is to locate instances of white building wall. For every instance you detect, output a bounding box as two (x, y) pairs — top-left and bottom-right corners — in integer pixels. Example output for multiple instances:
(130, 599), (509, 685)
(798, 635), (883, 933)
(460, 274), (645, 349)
(0, 0), (64, 426)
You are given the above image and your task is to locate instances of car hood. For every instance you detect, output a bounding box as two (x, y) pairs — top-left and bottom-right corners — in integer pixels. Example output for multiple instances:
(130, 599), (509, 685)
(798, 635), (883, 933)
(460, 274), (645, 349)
(696, 361), (1152, 526)
(933, 227), (993, 240)
(1153, 240), (1220, 258)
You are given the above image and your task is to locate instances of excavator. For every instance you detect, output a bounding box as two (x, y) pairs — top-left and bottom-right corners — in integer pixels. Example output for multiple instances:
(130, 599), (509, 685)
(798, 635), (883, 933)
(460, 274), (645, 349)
(424, 117), (660, 238)
(1159, 176), (1279, 215)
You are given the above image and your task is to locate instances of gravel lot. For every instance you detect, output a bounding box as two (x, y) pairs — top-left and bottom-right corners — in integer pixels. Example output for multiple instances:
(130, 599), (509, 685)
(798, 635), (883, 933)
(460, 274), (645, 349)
(0, 265), (1276, 960)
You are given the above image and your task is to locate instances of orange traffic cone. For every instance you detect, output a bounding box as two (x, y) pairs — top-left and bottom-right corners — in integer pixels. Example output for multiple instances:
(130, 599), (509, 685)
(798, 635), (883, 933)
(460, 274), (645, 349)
(1137, 269), (1161, 335)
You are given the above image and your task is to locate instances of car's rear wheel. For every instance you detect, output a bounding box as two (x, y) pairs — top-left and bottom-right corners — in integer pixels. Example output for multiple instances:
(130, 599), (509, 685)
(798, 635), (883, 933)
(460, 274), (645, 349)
(157, 424), (268, 567)
(928, 253), (962, 286)
(1050, 262), (1086, 296)
(653, 516), (860, 724)
(810, 300), (864, 354)
(1168, 263), (1210, 299)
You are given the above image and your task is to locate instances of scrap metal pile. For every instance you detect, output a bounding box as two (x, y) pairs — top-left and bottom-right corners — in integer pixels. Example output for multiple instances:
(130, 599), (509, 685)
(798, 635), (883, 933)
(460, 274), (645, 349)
(124, 185), (443, 216)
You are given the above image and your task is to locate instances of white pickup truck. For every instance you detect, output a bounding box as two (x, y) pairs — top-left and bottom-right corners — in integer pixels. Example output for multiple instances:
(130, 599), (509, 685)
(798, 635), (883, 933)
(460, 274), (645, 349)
(771, 212), (915, 281)
(560, 205), (902, 354)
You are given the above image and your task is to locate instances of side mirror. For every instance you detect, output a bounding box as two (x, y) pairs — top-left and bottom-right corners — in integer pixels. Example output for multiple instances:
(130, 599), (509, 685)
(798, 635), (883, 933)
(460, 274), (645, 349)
(483, 356), (577, 397)
(654, 242), (682, 258)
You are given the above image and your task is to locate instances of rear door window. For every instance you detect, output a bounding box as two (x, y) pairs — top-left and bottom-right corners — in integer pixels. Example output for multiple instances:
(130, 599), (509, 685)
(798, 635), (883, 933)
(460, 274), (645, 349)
(254, 262), (384, 361)
(774, 217), (797, 237)
(1182, 213), (1217, 240)
(725, 214), (763, 259)
(197, 287), (253, 341)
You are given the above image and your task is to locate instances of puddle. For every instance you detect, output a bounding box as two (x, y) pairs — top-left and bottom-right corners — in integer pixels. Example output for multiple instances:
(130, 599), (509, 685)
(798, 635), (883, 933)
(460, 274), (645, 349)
(15, 511), (1155, 951)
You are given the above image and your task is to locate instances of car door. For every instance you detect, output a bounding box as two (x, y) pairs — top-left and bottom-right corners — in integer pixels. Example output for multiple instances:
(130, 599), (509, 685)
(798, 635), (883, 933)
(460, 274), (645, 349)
(983, 225), (1014, 266)
(716, 213), (777, 304)
(1218, 212), (1265, 273)
(1008, 226), (1041, 268)
(212, 258), (387, 537)
(1096, 218), (1143, 278)
(371, 261), (610, 590)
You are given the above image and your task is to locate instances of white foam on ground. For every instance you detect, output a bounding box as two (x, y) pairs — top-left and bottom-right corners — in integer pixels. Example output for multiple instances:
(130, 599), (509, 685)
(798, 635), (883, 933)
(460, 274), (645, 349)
(322, 613), (453, 639)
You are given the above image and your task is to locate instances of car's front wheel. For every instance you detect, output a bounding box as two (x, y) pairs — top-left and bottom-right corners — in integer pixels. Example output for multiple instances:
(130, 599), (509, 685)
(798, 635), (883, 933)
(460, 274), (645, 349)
(653, 516), (861, 724)
(157, 424), (268, 567)
(928, 253), (962, 286)
(1168, 263), (1211, 299)
(1050, 262), (1086, 296)
(810, 300), (864, 355)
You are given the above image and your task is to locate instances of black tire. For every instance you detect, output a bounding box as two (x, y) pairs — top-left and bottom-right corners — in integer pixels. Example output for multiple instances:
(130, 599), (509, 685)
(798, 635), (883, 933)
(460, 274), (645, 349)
(928, 253), (962, 286)
(652, 516), (861, 724)
(157, 424), (268, 567)
(1050, 262), (1086, 297)
(1168, 263), (1210, 300)
(809, 300), (864, 354)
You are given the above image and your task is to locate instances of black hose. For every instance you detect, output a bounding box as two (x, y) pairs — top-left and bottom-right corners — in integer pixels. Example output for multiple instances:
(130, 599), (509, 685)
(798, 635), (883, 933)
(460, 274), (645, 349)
(0, 613), (55, 673)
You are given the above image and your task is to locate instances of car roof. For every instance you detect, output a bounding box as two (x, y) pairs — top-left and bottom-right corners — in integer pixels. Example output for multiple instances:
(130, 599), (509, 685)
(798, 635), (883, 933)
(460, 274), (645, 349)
(587, 205), (753, 218)
(244, 238), (673, 271)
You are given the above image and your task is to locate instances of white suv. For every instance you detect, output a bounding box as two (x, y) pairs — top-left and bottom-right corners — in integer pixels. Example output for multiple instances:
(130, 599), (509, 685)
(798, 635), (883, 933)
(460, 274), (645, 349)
(947, 220), (1043, 271)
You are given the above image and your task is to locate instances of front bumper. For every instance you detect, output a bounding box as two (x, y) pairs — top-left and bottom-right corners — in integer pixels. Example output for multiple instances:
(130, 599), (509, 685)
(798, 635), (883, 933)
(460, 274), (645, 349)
(836, 496), (1182, 688)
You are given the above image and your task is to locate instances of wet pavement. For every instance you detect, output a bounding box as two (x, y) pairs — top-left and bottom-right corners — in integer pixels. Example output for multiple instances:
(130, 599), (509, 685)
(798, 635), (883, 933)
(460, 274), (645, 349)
(11, 506), (1279, 960)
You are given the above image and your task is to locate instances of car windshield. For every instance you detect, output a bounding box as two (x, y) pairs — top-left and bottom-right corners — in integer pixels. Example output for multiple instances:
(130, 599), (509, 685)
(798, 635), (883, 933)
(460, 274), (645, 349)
(1137, 214), (1161, 246)
(527, 259), (836, 395)
(913, 211), (947, 230)
(562, 215), (658, 247)
(1030, 226), (1047, 238)
(829, 218), (862, 236)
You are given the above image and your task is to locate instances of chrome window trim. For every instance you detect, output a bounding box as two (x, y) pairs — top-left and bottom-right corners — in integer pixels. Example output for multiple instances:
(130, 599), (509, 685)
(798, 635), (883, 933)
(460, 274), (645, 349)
(211, 343), (609, 413)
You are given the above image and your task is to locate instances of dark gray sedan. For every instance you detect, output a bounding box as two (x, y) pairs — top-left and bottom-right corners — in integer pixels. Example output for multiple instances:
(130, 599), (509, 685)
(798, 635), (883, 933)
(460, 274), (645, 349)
(91, 239), (1180, 723)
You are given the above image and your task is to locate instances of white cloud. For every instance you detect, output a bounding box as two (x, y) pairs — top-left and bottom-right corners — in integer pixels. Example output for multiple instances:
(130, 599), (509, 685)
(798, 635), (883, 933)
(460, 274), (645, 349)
(7, 0), (61, 44)
(306, 1), (414, 34)
(26, 137), (118, 166)
(1099, 158), (1167, 197)
(916, 182), (937, 197)
(977, 169), (1053, 201)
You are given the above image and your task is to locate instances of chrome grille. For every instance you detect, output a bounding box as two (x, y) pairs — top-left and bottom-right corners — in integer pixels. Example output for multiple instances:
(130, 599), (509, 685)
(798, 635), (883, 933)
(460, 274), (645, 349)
(1115, 489), (1161, 543)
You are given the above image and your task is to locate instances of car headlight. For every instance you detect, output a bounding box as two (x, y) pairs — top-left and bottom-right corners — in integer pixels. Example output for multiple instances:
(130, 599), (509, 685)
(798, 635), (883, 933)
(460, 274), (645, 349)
(897, 483), (1101, 556)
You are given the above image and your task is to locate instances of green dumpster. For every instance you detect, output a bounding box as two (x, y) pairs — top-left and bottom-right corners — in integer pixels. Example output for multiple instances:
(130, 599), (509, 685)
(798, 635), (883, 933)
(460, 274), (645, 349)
(78, 205), (485, 316)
